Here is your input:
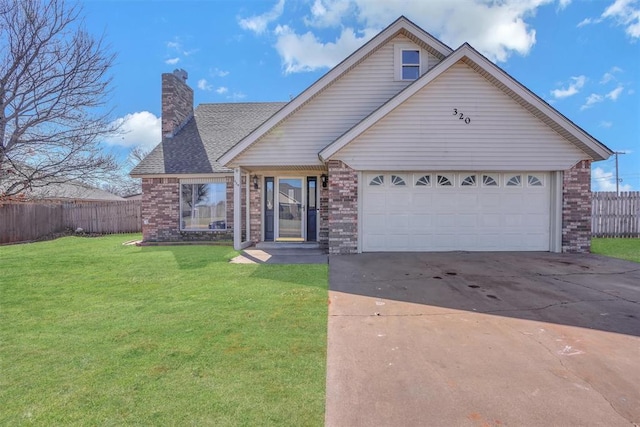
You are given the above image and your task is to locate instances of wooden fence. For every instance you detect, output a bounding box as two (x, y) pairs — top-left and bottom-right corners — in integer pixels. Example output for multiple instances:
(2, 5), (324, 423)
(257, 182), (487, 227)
(0, 200), (141, 244)
(592, 192), (640, 238)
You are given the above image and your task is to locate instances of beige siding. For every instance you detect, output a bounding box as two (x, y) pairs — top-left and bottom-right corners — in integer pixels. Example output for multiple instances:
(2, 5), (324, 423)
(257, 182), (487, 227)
(333, 62), (587, 171)
(232, 35), (441, 167)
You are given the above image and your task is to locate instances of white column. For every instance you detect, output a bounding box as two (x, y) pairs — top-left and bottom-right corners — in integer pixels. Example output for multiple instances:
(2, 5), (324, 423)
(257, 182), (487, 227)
(245, 171), (251, 243)
(233, 167), (242, 250)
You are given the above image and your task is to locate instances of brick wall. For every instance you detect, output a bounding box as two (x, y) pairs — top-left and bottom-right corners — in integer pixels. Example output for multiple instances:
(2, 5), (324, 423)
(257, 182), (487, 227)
(328, 161), (358, 254)
(141, 177), (233, 242)
(318, 182), (329, 249)
(562, 160), (592, 253)
(249, 181), (261, 243)
(161, 69), (193, 137)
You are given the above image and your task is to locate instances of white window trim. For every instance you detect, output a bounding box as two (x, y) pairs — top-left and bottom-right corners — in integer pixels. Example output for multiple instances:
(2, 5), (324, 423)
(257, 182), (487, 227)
(179, 180), (228, 232)
(394, 43), (424, 81)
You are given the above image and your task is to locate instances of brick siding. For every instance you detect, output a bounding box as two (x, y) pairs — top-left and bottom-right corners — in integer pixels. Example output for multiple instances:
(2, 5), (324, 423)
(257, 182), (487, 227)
(141, 177), (233, 243)
(161, 70), (193, 137)
(562, 160), (592, 253)
(328, 160), (358, 254)
(318, 183), (329, 249)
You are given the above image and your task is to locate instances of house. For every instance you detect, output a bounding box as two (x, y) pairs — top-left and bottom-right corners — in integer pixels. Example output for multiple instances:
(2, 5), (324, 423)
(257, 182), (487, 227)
(13, 181), (125, 203)
(131, 16), (612, 254)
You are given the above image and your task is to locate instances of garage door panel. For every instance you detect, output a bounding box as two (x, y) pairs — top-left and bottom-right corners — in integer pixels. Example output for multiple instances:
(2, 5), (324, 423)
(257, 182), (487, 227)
(362, 172), (551, 252)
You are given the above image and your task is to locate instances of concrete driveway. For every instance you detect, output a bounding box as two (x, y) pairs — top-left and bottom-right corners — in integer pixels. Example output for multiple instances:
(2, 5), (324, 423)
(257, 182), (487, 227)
(325, 252), (640, 427)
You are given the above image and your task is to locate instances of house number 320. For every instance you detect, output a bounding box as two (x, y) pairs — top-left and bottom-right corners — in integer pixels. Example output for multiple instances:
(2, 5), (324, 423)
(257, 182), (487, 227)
(453, 108), (471, 124)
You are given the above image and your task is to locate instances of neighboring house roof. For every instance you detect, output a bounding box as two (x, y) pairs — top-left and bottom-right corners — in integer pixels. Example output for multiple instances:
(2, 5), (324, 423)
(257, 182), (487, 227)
(217, 16), (453, 166)
(131, 102), (286, 176)
(319, 43), (612, 162)
(24, 181), (125, 201)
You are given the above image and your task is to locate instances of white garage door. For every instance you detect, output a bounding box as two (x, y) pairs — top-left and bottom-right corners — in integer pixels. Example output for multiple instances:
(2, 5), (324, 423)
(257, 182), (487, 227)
(362, 172), (550, 252)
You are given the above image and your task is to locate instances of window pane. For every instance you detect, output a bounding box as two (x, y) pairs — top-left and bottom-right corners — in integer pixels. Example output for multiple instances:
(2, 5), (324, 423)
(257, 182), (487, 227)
(181, 183), (226, 230)
(402, 65), (419, 80)
(402, 50), (420, 64)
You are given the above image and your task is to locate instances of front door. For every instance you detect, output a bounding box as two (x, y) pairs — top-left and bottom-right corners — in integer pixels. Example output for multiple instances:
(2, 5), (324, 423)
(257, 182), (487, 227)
(264, 177), (275, 241)
(306, 177), (317, 241)
(277, 178), (304, 241)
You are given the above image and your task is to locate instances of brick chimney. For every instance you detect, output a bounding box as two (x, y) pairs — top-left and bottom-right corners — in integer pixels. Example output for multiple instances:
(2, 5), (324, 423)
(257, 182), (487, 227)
(161, 69), (194, 138)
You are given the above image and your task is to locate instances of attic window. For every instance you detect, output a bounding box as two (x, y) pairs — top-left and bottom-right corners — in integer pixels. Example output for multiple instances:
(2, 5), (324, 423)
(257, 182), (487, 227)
(394, 43), (423, 81)
(401, 50), (420, 80)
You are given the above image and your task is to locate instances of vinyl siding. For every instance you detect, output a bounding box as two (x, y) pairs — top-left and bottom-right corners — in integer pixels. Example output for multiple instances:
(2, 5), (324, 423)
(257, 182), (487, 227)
(232, 35), (441, 167)
(333, 62), (587, 171)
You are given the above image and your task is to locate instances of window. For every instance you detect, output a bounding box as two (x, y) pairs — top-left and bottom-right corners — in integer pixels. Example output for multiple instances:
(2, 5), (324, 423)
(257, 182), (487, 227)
(394, 44), (423, 81)
(391, 175), (406, 186)
(528, 175), (543, 186)
(180, 182), (227, 230)
(369, 175), (384, 186)
(437, 174), (453, 187)
(506, 175), (522, 187)
(415, 175), (431, 186)
(461, 174), (477, 186)
(482, 174), (498, 186)
(401, 50), (420, 80)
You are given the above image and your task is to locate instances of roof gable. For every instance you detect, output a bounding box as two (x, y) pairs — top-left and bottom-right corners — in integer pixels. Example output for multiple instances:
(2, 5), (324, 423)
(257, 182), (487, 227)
(320, 44), (613, 162)
(218, 16), (453, 166)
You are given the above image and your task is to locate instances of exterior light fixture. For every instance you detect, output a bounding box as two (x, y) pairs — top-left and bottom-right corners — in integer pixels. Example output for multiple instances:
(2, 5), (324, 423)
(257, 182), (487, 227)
(253, 175), (259, 190)
(321, 173), (328, 188)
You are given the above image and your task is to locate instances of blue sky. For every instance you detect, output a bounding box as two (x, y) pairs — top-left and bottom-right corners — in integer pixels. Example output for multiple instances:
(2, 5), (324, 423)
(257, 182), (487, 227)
(83, 0), (640, 191)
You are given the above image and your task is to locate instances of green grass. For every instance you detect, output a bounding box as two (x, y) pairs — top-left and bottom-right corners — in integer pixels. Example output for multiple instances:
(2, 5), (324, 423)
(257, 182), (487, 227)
(0, 235), (328, 426)
(591, 238), (640, 263)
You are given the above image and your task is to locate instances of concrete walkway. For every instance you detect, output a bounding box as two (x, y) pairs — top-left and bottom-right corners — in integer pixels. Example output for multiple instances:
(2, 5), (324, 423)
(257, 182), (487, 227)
(230, 247), (327, 264)
(325, 252), (640, 427)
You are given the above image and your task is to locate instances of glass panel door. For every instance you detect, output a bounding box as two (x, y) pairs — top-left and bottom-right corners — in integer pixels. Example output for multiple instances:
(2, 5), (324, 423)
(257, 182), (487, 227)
(277, 178), (303, 240)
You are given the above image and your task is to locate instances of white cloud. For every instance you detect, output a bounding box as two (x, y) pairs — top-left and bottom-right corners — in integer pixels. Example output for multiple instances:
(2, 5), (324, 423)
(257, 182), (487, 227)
(601, 0), (640, 38)
(216, 86), (229, 94)
(599, 121), (613, 128)
(197, 79), (213, 91)
(581, 93), (604, 110)
(167, 41), (181, 50)
(238, 0), (285, 34)
(600, 67), (622, 84)
(551, 75), (586, 99)
(577, 17), (595, 27)
(606, 85), (624, 100)
(257, 0), (563, 74)
(104, 111), (162, 150)
(211, 68), (230, 77)
(274, 24), (377, 73)
(592, 167), (632, 191)
(304, 0), (354, 28)
(165, 57), (180, 65)
(558, 0), (572, 9)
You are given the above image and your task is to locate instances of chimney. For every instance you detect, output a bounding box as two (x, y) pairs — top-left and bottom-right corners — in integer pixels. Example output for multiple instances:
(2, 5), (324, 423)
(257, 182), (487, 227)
(161, 69), (194, 138)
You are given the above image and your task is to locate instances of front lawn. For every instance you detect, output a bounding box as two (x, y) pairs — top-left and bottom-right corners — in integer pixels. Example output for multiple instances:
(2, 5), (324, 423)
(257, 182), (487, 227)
(0, 235), (328, 426)
(591, 238), (640, 263)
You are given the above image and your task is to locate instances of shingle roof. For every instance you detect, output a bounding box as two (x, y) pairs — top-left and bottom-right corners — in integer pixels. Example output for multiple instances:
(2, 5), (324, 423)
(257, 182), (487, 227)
(25, 182), (125, 201)
(131, 102), (286, 175)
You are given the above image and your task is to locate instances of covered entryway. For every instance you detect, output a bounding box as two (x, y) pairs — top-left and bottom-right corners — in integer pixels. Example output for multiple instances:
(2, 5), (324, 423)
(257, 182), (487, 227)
(362, 172), (552, 251)
(263, 176), (319, 242)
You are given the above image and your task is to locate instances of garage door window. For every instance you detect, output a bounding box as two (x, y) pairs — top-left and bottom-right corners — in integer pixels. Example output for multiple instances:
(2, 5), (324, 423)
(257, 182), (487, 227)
(482, 174), (499, 186)
(369, 175), (384, 186)
(528, 175), (543, 186)
(415, 175), (431, 187)
(506, 175), (522, 187)
(391, 175), (406, 186)
(437, 174), (454, 187)
(461, 174), (477, 186)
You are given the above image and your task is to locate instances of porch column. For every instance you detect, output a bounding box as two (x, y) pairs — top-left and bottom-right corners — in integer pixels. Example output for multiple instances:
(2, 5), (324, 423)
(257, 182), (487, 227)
(233, 167), (242, 250)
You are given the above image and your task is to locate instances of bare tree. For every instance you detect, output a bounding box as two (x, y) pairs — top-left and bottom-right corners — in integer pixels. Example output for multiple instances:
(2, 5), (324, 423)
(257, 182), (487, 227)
(0, 0), (118, 200)
(101, 145), (149, 197)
